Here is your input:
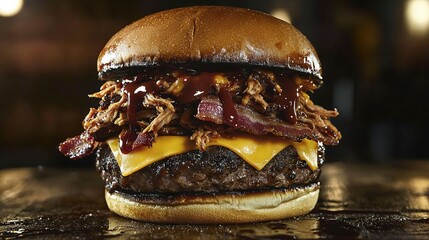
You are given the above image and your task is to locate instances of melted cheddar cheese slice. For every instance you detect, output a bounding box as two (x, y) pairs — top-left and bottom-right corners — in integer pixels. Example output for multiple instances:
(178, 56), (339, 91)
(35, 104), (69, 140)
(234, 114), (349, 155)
(107, 134), (318, 177)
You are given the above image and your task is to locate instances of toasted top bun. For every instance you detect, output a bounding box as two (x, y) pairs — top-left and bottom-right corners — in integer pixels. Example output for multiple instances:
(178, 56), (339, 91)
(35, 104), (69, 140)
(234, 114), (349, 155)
(97, 6), (321, 80)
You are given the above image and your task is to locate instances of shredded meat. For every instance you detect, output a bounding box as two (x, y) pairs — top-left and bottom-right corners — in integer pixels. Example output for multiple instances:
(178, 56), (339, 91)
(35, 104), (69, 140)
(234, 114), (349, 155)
(165, 78), (184, 95)
(241, 75), (269, 110)
(88, 81), (118, 98)
(83, 81), (126, 135)
(113, 112), (127, 126)
(190, 127), (220, 151)
(141, 93), (175, 136)
(298, 93), (341, 140)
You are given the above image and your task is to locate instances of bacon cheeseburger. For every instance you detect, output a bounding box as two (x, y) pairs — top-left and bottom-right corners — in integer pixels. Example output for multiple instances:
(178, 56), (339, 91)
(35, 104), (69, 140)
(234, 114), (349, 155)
(59, 6), (341, 223)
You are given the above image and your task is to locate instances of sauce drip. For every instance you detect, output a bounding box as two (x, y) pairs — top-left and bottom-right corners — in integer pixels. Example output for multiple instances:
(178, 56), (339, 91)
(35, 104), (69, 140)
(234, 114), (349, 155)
(176, 72), (218, 104)
(119, 75), (158, 154)
(117, 67), (303, 154)
(274, 75), (301, 125)
(119, 127), (138, 154)
(175, 71), (241, 127)
(218, 87), (239, 127)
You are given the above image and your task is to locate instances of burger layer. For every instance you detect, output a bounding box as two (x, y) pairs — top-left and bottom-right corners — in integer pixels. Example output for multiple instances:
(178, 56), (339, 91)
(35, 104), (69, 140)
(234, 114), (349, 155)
(104, 184), (320, 224)
(96, 143), (322, 194)
(59, 66), (341, 161)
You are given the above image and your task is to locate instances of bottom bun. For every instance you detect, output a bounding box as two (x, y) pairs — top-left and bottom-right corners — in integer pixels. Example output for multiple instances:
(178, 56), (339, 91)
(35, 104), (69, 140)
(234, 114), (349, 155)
(105, 184), (320, 224)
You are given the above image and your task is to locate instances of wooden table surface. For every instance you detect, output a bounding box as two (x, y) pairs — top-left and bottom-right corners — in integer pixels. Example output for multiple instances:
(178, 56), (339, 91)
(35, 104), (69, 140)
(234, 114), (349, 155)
(1, 161), (428, 239)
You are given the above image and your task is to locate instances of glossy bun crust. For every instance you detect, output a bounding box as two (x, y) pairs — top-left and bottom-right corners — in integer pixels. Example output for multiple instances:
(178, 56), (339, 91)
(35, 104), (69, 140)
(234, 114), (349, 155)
(105, 184), (319, 224)
(97, 6), (322, 80)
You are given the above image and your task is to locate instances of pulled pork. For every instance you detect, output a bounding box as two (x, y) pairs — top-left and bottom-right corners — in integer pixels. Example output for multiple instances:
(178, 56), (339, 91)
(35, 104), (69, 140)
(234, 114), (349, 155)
(190, 127), (220, 151)
(60, 68), (341, 159)
(141, 93), (176, 136)
(241, 75), (269, 110)
(298, 93), (340, 137)
(84, 81), (126, 135)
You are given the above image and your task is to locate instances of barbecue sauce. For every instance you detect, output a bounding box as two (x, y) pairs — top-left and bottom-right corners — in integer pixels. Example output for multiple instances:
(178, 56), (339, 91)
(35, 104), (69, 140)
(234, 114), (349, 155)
(218, 87), (239, 127)
(274, 75), (301, 125)
(175, 72), (240, 127)
(119, 75), (158, 154)
(176, 72), (218, 104)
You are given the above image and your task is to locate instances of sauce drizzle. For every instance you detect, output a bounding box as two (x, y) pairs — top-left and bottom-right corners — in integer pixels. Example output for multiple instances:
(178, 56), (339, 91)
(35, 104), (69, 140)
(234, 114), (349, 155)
(274, 75), (301, 125)
(176, 72), (218, 104)
(119, 75), (158, 154)
(218, 87), (239, 127)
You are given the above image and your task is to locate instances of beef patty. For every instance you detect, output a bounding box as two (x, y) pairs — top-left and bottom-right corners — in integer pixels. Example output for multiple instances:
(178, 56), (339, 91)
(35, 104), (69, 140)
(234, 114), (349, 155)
(96, 143), (322, 194)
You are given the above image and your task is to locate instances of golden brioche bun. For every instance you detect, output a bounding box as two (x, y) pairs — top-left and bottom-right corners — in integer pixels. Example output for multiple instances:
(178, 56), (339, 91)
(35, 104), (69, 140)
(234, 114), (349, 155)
(105, 184), (319, 224)
(97, 6), (321, 80)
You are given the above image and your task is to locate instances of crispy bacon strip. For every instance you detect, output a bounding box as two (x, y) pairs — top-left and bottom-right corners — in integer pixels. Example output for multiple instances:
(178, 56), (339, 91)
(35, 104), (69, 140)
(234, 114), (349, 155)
(58, 131), (98, 160)
(132, 131), (155, 150)
(196, 96), (340, 145)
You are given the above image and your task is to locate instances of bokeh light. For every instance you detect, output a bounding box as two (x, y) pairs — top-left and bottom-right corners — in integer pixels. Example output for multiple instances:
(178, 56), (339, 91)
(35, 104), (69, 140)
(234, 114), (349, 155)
(0, 0), (23, 17)
(406, 0), (429, 35)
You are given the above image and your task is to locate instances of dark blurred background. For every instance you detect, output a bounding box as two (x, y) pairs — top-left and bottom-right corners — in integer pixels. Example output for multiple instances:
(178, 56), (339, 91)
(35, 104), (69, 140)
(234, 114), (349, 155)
(1, 0), (428, 168)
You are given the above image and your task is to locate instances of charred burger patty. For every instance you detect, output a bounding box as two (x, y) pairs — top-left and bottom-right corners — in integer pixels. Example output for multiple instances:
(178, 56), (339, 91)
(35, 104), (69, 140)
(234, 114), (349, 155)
(96, 144), (323, 194)
(59, 6), (341, 223)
